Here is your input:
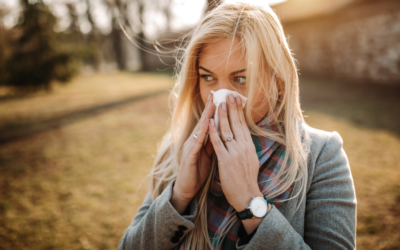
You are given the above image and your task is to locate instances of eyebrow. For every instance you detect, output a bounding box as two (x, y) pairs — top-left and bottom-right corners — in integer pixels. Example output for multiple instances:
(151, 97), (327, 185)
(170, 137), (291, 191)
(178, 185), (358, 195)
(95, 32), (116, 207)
(199, 66), (247, 76)
(230, 69), (247, 75)
(199, 66), (214, 74)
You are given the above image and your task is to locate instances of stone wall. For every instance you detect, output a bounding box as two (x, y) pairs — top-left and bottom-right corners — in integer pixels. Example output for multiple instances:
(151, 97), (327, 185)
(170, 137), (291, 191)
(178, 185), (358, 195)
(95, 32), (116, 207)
(280, 0), (400, 84)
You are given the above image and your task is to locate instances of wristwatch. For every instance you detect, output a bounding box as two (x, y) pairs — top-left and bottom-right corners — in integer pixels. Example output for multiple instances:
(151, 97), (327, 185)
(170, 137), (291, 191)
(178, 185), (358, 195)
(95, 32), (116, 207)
(236, 196), (268, 220)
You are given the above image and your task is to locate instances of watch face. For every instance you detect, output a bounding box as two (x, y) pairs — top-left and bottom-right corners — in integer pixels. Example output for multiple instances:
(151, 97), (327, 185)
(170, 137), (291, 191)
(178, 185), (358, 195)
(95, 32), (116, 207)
(250, 197), (268, 217)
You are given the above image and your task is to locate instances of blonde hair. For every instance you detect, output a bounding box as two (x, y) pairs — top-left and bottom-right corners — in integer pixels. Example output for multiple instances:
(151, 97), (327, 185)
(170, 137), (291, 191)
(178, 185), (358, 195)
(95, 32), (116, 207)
(149, 2), (308, 249)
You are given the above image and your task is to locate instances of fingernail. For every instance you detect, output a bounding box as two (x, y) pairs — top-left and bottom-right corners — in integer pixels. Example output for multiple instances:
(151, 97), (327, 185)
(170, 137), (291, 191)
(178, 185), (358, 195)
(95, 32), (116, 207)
(210, 118), (214, 126)
(221, 102), (226, 111)
(236, 96), (241, 105)
(228, 94), (235, 103)
(208, 93), (211, 101)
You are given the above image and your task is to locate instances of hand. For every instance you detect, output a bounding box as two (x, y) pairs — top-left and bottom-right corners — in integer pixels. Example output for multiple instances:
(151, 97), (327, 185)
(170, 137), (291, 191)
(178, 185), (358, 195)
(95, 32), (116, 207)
(172, 93), (216, 211)
(208, 94), (263, 212)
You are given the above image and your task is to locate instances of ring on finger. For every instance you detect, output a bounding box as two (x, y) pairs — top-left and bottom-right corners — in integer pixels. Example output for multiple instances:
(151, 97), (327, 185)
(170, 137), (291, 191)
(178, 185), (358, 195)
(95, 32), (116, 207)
(223, 136), (234, 142)
(193, 133), (198, 139)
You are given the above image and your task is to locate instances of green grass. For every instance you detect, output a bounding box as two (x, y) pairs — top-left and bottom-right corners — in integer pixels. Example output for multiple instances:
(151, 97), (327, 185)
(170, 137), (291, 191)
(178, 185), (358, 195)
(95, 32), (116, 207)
(0, 73), (399, 249)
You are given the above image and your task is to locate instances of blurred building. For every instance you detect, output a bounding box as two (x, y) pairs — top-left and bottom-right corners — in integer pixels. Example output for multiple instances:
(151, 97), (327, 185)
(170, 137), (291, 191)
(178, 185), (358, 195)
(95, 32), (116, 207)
(273, 0), (400, 84)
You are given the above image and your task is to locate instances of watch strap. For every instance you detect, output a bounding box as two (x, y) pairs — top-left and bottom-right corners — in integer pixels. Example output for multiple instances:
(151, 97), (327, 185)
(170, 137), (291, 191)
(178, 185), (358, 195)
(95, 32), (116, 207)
(236, 195), (269, 220)
(236, 208), (254, 220)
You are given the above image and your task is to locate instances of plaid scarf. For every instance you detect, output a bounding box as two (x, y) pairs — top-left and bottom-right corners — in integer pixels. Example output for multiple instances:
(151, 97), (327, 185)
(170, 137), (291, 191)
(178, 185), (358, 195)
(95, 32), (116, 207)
(176, 116), (305, 250)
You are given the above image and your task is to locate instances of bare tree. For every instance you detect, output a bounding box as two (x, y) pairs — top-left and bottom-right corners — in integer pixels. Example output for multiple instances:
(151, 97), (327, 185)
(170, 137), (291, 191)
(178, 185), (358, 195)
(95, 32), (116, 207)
(66, 3), (80, 34)
(161, 0), (173, 31)
(136, 1), (150, 71)
(104, 0), (152, 71)
(101, 0), (176, 72)
(84, 0), (98, 37)
(103, 0), (126, 70)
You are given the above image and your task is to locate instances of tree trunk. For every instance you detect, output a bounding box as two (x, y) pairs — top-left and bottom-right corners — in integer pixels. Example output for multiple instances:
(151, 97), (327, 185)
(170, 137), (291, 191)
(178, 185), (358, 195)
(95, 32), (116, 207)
(109, 0), (126, 71)
(111, 19), (125, 70)
(137, 1), (150, 72)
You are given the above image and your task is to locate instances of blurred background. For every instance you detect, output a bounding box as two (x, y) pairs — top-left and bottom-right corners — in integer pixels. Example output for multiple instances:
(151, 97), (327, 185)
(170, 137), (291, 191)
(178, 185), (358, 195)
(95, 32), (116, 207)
(0, 0), (399, 249)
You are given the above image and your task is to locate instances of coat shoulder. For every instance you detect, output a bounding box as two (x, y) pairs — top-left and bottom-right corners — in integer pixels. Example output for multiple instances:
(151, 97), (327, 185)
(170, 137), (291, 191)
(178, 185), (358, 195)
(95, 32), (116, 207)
(302, 122), (344, 157)
(301, 122), (346, 178)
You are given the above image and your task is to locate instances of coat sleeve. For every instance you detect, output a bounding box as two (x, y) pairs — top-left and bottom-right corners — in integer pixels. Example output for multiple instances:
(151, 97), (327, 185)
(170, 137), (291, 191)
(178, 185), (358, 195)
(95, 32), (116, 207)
(118, 179), (198, 250)
(236, 131), (357, 250)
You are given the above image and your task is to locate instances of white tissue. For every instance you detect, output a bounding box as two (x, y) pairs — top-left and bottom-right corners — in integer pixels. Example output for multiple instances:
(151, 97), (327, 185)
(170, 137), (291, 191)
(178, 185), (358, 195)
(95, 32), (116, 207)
(210, 89), (248, 134)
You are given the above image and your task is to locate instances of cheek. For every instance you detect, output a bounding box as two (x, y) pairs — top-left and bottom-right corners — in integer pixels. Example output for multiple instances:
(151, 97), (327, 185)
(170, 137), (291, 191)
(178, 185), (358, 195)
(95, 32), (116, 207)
(250, 90), (263, 108)
(250, 89), (269, 121)
(199, 83), (211, 105)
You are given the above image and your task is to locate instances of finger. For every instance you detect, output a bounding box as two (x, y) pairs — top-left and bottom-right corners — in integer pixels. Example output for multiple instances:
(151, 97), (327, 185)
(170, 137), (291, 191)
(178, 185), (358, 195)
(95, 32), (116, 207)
(195, 93), (214, 130)
(191, 94), (215, 140)
(190, 114), (210, 150)
(218, 102), (236, 150)
(201, 93), (214, 119)
(204, 95), (216, 119)
(190, 95), (216, 150)
(226, 94), (245, 143)
(235, 96), (252, 142)
(208, 118), (228, 157)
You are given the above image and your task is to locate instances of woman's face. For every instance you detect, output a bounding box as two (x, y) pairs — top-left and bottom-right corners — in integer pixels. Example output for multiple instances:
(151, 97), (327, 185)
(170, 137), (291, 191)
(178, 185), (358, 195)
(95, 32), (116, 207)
(198, 38), (269, 124)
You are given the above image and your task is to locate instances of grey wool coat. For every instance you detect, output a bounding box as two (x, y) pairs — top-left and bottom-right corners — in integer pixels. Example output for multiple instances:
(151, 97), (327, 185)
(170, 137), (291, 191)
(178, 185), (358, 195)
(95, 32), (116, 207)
(118, 124), (357, 250)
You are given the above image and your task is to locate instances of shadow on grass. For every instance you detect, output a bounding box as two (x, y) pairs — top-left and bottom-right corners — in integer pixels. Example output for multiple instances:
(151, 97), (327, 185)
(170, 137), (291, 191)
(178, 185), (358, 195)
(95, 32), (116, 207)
(0, 94), (33, 102)
(0, 89), (168, 144)
(299, 76), (400, 137)
(2, 77), (399, 144)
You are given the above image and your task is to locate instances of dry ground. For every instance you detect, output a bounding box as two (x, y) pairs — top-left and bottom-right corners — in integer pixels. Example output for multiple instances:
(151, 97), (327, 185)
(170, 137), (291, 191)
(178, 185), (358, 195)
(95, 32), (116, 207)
(0, 72), (399, 249)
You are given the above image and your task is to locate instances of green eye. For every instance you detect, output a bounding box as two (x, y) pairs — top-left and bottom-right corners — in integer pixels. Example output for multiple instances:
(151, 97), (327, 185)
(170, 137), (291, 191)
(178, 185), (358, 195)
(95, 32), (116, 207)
(234, 76), (246, 85)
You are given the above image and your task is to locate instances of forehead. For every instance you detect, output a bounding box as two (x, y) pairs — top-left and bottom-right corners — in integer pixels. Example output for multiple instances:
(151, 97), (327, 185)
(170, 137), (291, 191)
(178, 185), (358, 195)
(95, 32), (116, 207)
(198, 38), (246, 72)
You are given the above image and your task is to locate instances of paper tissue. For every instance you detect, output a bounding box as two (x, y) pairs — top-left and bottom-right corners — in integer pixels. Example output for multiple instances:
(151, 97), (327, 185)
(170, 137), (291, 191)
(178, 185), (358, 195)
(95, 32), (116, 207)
(210, 89), (248, 134)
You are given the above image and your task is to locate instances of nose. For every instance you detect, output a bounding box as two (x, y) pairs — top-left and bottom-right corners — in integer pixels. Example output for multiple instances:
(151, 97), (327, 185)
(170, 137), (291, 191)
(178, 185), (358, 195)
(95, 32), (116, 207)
(214, 78), (235, 92)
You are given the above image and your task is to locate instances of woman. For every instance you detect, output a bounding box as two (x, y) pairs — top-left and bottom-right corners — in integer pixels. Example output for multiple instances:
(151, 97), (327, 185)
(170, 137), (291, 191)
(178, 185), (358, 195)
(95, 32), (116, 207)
(118, 2), (356, 250)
